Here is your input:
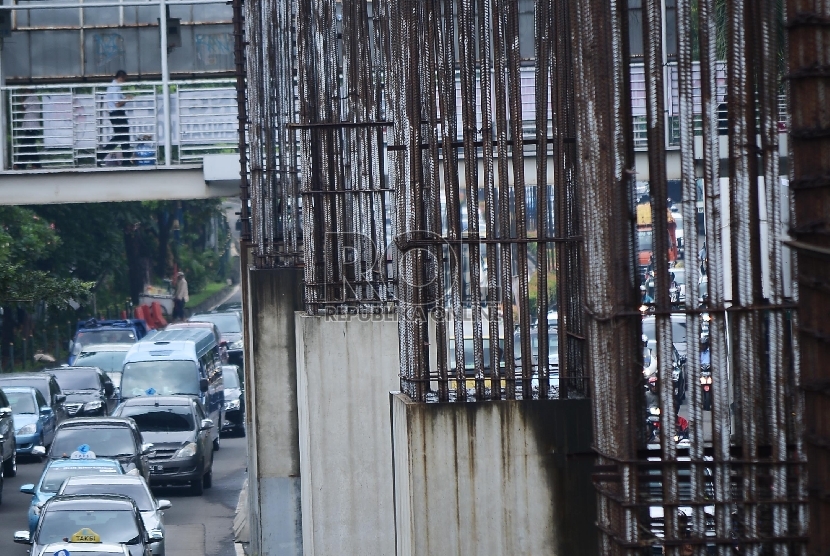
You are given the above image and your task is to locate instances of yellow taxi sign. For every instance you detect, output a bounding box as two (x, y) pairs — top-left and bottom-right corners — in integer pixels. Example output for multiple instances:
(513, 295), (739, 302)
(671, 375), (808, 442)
(70, 528), (101, 543)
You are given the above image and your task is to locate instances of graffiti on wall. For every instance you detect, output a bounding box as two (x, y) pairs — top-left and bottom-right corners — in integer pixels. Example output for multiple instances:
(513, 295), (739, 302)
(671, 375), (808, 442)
(94, 33), (126, 74)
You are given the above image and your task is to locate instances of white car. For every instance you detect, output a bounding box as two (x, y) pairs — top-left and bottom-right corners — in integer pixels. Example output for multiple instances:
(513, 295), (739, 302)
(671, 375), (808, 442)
(58, 475), (170, 556)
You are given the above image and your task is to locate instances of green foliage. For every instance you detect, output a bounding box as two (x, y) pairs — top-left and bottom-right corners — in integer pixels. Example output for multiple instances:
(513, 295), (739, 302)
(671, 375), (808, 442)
(0, 206), (93, 307)
(0, 264), (93, 305)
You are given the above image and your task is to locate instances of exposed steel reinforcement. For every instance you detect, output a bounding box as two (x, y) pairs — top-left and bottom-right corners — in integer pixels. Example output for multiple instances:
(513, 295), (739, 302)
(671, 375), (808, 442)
(787, 0), (830, 553)
(238, 0), (811, 550)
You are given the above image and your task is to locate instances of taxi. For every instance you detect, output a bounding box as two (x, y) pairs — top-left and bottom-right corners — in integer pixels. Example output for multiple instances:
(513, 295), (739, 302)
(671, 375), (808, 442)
(15, 494), (158, 556)
(20, 445), (124, 534)
(35, 542), (132, 556)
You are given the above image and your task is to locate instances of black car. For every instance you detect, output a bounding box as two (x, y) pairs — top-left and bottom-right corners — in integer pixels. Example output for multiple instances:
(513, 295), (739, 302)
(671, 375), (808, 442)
(14, 494), (161, 556)
(113, 396), (214, 495)
(44, 417), (152, 482)
(220, 365), (244, 436)
(0, 373), (68, 427)
(0, 388), (17, 496)
(45, 366), (117, 417)
(189, 312), (244, 367)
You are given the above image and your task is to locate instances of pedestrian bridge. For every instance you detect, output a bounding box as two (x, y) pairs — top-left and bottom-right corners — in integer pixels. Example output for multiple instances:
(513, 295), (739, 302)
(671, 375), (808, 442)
(0, 79), (242, 205)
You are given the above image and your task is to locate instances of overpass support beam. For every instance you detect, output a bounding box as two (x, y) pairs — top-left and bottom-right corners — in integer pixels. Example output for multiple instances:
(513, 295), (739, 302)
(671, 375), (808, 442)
(245, 267), (304, 556)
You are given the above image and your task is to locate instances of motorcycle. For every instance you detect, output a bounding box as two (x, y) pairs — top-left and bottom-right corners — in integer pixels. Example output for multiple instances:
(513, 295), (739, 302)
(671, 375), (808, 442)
(646, 406), (690, 444)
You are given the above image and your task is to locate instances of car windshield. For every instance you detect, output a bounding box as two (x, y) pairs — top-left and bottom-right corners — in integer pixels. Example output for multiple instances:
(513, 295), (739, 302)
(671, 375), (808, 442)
(642, 319), (687, 345)
(3, 389), (36, 413)
(448, 339), (503, 370)
(37, 509), (140, 545)
(75, 350), (129, 374)
(61, 483), (153, 511)
(109, 371), (122, 389)
(51, 427), (136, 459)
(53, 371), (99, 391)
(118, 405), (195, 433)
(121, 361), (199, 397)
(191, 314), (241, 334)
(223, 369), (239, 389)
(638, 230), (653, 252)
(0, 379), (49, 403)
(76, 329), (136, 345)
(41, 465), (121, 493)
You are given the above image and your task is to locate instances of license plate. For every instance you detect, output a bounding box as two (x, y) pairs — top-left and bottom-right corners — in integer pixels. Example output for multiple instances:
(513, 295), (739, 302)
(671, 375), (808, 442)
(150, 465), (164, 474)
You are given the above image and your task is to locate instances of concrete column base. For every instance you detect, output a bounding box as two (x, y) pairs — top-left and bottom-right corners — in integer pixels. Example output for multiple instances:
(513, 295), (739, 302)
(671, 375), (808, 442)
(245, 267), (304, 556)
(391, 394), (596, 556)
(295, 313), (400, 556)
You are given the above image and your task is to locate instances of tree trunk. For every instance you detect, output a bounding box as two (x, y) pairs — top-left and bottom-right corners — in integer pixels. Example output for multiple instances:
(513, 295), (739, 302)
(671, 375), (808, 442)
(156, 208), (171, 278)
(123, 228), (145, 305)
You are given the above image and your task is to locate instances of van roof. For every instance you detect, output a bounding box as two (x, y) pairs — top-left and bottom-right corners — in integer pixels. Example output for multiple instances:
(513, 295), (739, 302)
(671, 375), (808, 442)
(124, 340), (198, 363)
(125, 327), (216, 363)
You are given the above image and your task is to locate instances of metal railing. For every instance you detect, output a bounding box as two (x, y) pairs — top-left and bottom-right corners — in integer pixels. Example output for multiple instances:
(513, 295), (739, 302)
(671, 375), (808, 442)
(4, 79), (238, 170)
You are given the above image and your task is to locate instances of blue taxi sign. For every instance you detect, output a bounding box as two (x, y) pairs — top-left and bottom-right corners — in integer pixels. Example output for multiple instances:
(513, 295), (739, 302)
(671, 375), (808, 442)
(146, 387), (157, 395)
(54, 550), (71, 556)
(70, 445), (96, 460)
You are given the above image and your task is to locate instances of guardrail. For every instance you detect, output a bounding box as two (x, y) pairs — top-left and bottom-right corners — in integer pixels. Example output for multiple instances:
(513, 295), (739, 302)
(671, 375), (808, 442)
(3, 79), (238, 170)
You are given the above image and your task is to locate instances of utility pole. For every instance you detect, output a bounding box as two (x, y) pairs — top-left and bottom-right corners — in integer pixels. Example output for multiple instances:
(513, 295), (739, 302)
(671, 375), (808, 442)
(159, 0), (172, 166)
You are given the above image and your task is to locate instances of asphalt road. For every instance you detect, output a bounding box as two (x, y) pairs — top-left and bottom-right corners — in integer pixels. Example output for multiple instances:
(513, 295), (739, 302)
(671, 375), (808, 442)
(0, 434), (248, 556)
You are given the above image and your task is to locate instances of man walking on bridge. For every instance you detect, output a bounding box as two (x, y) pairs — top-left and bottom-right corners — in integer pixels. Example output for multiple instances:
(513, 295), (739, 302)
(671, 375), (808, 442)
(99, 70), (134, 166)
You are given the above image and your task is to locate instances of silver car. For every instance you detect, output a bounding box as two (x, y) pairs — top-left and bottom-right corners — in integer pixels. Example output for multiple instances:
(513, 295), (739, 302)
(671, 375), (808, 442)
(57, 475), (170, 556)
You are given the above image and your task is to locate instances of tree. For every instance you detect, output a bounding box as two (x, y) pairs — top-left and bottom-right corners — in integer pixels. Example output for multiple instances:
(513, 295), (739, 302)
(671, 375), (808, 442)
(0, 206), (93, 306)
(0, 206), (93, 362)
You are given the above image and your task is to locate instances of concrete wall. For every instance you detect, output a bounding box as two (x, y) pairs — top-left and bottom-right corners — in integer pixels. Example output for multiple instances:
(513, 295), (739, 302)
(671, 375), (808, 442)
(391, 394), (596, 556)
(246, 267), (304, 556)
(294, 313), (400, 556)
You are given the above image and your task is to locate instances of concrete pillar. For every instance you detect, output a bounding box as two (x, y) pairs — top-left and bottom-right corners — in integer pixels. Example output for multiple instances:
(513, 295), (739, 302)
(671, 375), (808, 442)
(245, 267), (304, 556)
(391, 394), (597, 556)
(295, 313), (400, 556)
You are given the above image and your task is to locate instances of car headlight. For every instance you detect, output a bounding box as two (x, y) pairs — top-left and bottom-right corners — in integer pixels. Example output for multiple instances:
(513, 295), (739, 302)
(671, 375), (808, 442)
(83, 401), (103, 412)
(224, 399), (240, 411)
(16, 423), (37, 436)
(229, 340), (243, 350)
(173, 442), (198, 459)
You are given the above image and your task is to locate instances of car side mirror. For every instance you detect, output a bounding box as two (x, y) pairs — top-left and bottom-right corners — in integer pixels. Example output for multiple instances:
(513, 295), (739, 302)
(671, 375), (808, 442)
(0, 407), (11, 419)
(104, 382), (114, 396)
(199, 378), (209, 392)
(32, 445), (46, 457)
(20, 484), (35, 495)
(200, 419), (213, 431)
(141, 443), (154, 455)
(40, 406), (53, 415)
(148, 529), (164, 542)
(157, 499), (172, 511)
(56, 394), (67, 403)
(13, 531), (31, 544)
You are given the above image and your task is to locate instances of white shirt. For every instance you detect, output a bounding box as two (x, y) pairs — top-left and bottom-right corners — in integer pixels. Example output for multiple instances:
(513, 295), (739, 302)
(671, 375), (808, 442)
(106, 79), (125, 112)
(22, 95), (39, 130)
(175, 277), (189, 303)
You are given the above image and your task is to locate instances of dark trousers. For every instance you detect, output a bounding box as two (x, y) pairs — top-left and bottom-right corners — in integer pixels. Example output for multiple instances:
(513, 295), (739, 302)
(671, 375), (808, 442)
(19, 129), (40, 166)
(99, 110), (131, 161)
(173, 298), (185, 321)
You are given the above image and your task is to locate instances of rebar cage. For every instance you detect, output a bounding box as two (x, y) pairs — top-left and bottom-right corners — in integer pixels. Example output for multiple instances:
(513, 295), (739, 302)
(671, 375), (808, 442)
(239, 0), (811, 551)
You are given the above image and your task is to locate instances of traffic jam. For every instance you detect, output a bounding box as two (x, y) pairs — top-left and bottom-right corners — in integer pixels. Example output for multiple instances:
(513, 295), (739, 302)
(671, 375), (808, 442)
(0, 309), (245, 556)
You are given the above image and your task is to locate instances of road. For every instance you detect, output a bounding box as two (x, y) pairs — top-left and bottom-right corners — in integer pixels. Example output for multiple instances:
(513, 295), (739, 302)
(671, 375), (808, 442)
(0, 435), (247, 556)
